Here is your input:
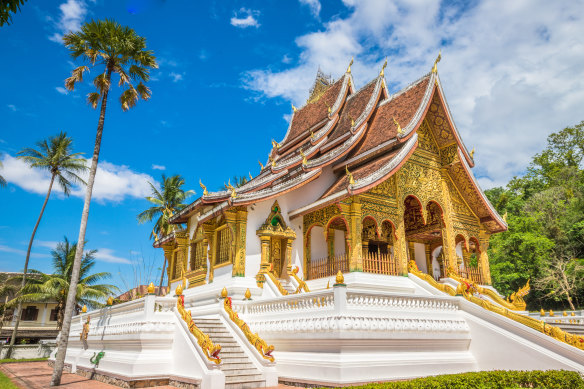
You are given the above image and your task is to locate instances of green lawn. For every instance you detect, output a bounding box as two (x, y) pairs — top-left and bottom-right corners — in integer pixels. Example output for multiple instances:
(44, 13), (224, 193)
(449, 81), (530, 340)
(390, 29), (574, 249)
(0, 357), (48, 364)
(0, 370), (19, 389)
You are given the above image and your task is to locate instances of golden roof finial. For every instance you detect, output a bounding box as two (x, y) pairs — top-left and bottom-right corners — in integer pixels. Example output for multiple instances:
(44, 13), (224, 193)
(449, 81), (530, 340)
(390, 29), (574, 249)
(432, 50), (442, 74)
(271, 156), (276, 167)
(393, 117), (403, 135)
(345, 165), (355, 186)
(227, 179), (235, 190)
(221, 287), (228, 298)
(199, 179), (208, 196)
(292, 103), (297, 113)
(230, 187), (237, 199)
(470, 147), (475, 159)
(324, 100), (331, 114)
(349, 114), (355, 127)
(249, 172), (253, 180)
(300, 150), (308, 165)
(310, 131), (315, 140)
(272, 139), (280, 149)
(380, 57), (387, 77)
(258, 160), (264, 170)
(347, 57), (354, 73)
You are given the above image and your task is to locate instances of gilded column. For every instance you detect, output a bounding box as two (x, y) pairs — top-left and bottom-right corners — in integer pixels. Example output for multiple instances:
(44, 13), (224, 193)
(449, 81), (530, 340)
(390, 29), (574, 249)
(344, 198), (363, 272)
(162, 243), (175, 289)
(203, 224), (215, 283)
(233, 208), (247, 277)
(257, 235), (271, 286)
(175, 231), (189, 278)
(439, 170), (458, 274)
(327, 228), (335, 259)
(425, 244), (433, 277)
(285, 239), (293, 275)
(478, 227), (492, 285)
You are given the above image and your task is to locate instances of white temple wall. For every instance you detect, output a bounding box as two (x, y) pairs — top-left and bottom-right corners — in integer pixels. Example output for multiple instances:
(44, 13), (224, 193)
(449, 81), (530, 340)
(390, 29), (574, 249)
(243, 165), (338, 279)
(334, 229), (346, 256)
(310, 226), (327, 261)
(414, 242), (427, 273)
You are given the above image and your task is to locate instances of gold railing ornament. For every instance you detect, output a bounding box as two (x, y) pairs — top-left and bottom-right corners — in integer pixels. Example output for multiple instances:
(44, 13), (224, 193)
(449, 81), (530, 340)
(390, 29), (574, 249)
(334, 270), (345, 286)
(82, 305), (87, 313)
(540, 308), (545, 316)
(409, 260), (584, 351)
(244, 288), (252, 300)
(177, 295), (221, 364)
(266, 271), (289, 295)
(107, 296), (113, 306)
(224, 297), (274, 362)
(221, 287), (228, 299)
(147, 282), (155, 295)
(550, 310), (555, 317)
(292, 266), (310, 293)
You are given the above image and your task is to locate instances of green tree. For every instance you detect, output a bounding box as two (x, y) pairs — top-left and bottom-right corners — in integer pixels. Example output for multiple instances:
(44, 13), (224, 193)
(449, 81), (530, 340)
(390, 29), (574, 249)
(0, 0), (27, 27)
(15, 237), (117, 330)
(7, 132), (86, 357)
(137, 174), (193, 295)
(53, 19), (157, 385)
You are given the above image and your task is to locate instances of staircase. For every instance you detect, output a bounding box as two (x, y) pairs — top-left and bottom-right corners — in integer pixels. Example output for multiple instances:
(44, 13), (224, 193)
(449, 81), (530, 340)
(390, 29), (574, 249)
(279, 278), (296, 294)
(193, 317), (266, 389)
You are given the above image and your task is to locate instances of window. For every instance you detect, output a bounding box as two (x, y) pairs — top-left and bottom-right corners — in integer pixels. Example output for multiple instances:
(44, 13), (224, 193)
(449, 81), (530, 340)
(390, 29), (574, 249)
(216, 227), (231, 265)
(21, 306), (39, 321)
(49, 308), (59, 322)
(190, 241), (206, 271)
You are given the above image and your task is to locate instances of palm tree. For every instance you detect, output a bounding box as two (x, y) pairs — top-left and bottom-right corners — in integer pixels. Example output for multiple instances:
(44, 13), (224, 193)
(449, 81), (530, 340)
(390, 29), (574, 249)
(15, 237), (117, 330)
(53, 19), (157, 385)
(7, 132), (86, 357)
(0, 152), (7, 187)
(0, 0), (27, 26)
(137, 174), (194, 295)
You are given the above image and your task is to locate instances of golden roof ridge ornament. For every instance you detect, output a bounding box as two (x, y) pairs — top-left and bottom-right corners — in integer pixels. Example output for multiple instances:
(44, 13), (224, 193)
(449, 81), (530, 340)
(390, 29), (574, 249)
(272, 139), (280, 149)
(393, 117), (403, 135)
(227, 179), (235, 190)
(258, 160), (264, 169)
(310, 131), (315, 140)
(249, 172), (253, 180)
(300, 150), (308, 165)
(199, 179), (208, 196)
(380, 57), (387, 78)
(346, 57), (353, 73)
(432, 50), (441, 74)
(345, 165), (355, 186)
(470, 147), (475, 159)
(292, 103), (297, 113)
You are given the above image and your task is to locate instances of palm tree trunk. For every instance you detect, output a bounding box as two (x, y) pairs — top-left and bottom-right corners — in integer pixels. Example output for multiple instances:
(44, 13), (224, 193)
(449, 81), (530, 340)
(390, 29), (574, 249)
(7, 173), (55, 358)
(51, 66), (112, 386)
(158, 256), (167, 296)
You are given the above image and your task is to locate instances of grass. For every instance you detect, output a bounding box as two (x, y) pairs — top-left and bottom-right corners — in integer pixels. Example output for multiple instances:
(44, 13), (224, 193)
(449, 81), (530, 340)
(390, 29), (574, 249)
(0, 357), (48, 364)
(0, 370), (19, 389)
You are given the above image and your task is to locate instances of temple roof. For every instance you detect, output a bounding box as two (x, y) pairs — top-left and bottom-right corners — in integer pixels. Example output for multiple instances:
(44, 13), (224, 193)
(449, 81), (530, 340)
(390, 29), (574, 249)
(170, 64), (507, 234)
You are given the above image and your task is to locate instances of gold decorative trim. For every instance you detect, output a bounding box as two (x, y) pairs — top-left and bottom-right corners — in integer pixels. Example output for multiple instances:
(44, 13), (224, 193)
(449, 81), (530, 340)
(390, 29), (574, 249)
(224, 297), (274, 362)
(292, 266), (310, 293)
(176, 296), (222, 364)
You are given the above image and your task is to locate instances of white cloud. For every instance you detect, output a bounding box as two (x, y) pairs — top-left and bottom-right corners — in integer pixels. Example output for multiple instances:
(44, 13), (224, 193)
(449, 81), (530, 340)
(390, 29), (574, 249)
(169, 72), (184, 82)
(0, 245), (50, 259)
(34, 240), (60, 250)
(7, 104), (17, 111)
(55, 86), (68, 95)
(48, 0), (88, 43)
(94, 248), (132, 264)
(300, 0), (321, 18)
(243, 0), (584, 189)
(151, 164), (166, 171)
(1, 154), (155, 202)
(230, 8), (260, 28)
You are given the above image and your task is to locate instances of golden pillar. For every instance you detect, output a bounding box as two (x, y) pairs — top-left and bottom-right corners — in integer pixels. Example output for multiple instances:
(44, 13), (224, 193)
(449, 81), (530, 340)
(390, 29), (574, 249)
(233, 208), (248, 277)
(345, 198), (363, 272)
(327, 228), (335, 259)
(408, 241), (415, 263)
(175, 231), (189, 277)
(162, 243), (175, 289)
(256, 235), (271, 286)
(439, 170), (458, 274)
(479, 227), (492, 285)
(394, 204), (408, 275)
(285, 239), (293, 275)
(425, 244), (433, 278)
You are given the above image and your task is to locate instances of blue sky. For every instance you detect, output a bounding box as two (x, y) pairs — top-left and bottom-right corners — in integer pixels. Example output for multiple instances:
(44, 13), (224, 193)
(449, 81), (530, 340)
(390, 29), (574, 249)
(1, 0), (583, 290)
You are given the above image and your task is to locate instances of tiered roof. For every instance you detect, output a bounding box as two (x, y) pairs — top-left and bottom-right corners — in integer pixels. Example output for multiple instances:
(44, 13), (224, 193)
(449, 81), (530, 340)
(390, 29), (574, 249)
(170, 63), (507, 234)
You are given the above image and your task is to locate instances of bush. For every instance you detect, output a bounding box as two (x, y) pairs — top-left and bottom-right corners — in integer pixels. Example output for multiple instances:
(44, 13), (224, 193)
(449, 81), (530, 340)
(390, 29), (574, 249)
(316, 370), (584, 389)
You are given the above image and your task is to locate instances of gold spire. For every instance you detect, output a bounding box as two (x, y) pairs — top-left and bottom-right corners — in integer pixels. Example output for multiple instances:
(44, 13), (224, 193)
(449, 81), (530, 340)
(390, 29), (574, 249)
(346, 57), (354, 73)
(432, 50), (442, 74)
(199, 179), (208, 196)
(393, 117), (403, 135)
(345, 165), (355, 186)
(300, 150), (308, 165)
(258, 160), (264, 169)
(272, 139), (280, 149)
(380, 58), (387, 77)
(249, 172), (253, 180)
(292, 103), (297, 113)
(470, 147), (475, 159)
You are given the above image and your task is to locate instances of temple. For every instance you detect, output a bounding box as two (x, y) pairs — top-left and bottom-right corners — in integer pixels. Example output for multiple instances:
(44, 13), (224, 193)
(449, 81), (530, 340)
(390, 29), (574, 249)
(58, 58), (584, 389)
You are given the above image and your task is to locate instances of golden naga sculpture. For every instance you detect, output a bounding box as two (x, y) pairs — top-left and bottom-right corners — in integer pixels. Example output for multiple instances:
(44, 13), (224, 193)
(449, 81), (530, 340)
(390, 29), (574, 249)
(300, 150), (308, 165)
(291, 103), (297, 113)
(199, 179), (208, 196)
(292, 266), (310, 293)
(177, 296), (222, 364)
(258, 160), (264, 170)
(507, 280), (530, 311)
(266, 271), (289, 295)
(432, 50), (441, 74)
(224, 297), (275, 362)
(272, 139), (280, 149)
(80, 316), (90, 341)
(410, 261), (584, 351)
(393, 116), (403, 135)
(380, 58), (387, 77)
(346, 57), (353, 73)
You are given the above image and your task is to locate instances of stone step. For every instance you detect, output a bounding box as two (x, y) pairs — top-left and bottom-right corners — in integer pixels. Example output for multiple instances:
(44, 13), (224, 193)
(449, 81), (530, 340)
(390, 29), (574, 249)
(219, 357), (250, 364)
(220, 346), (244, 352)
(225, 381), (265, 389)
(225, 374), (264, 383)
(221, 362), (256, 370)
(221, 351), (247, 358)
